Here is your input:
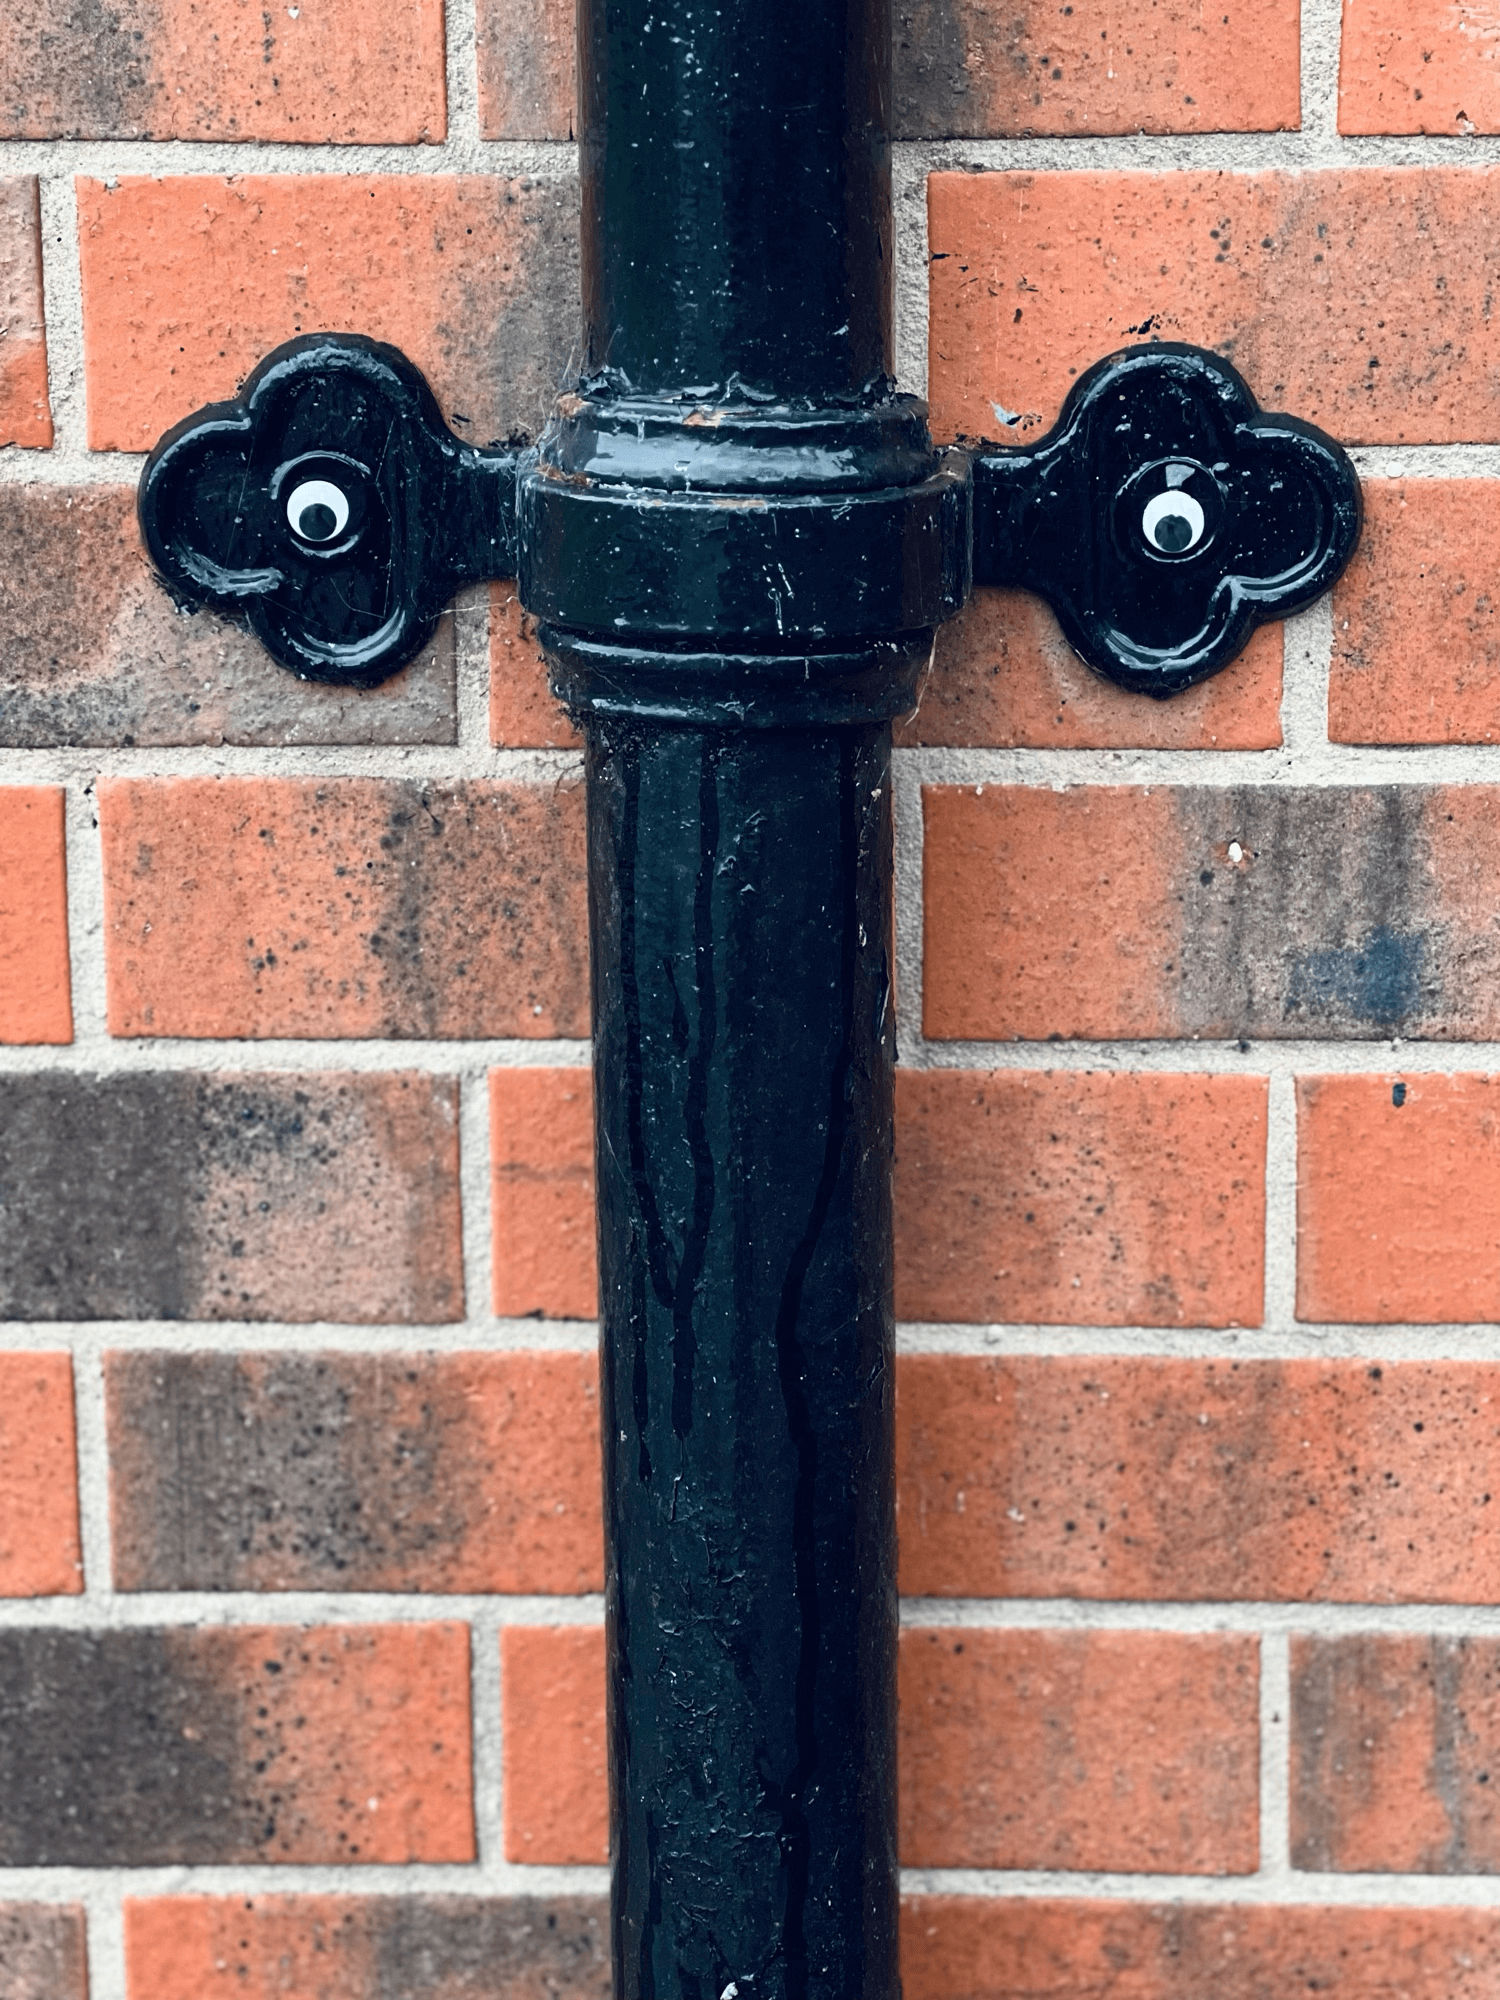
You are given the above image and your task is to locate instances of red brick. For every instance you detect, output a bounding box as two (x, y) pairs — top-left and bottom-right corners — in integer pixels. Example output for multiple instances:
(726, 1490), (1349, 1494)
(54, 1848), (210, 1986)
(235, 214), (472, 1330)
(897, 1354), (1500, 1603)
(929, 168), (1500, 449)
(895, 0), (1299, 137)
(475, 0), (1300, 142)
(0, 487), (456, 749)
(500, 1624), (1258, 1872)
(108, 1350), (601, 1593)
(1340, 0), (1500, 135)
(900, 1629), (1259, 1873)
(491, 585), (580, 748)
(478, 0), (575, 139)
(0, 787), (71, 1046)
(100, 777), (588, 1040)
(0, 1623), (471, 1864)
(896, 590), (1282, 750)
(1, 0), (443, 141)
(478, 1067), (1269, 1327)
(1330, 481), (1500, 745)
(0, 1072), (463, 1324)
(0, 1355), (80, 1597)
(0, 181), (49, 448)
(492, 1069), (597, 1319)
(126, 1894), (609, 2000)
(894, 1071), (1266, 1327)
(1292, 1635), (1500, 1872)
(502, 1626), (608, 1864)
(1298, 1073), (1500, 1323)
(78, 175), (579, 452)
(902, 1897), (1500, 2000)
(923, 783), (1500, 1042)
(0, 1906), (87, 2000)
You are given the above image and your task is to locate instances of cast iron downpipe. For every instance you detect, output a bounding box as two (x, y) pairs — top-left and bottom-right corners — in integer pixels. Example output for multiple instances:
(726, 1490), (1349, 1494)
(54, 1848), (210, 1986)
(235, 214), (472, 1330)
(136, 6), (1364, 1997)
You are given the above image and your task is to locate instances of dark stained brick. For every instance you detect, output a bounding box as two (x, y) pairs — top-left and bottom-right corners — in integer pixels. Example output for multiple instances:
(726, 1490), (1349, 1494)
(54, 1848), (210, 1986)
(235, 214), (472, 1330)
(893, 0), (1298, 137)
(108, 1350), (602, 1593)
(477, 0), (575, 138)
(126, 1894), (610, 2000)
(0, 1905), (87, 2000)
(101, 779), (589, 1040)
(0, 181), (49, 447)
(1292, 1635), (1500, 1873)
(0, 1624), (472, 1865)
(925, 784), (1500, 1041)
(0, 0), (444, 142)
(904, 1897), (1500, 2000)
(0, 488), (457, 748)
(0, 1073), (462, 1323)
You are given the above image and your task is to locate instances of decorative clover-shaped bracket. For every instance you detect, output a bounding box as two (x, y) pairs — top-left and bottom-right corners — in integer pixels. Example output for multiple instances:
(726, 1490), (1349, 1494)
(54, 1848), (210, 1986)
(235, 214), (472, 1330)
(138, 334), (520, 687)
(138, 334), (1360, 701)
(973, 343), (1362, 697)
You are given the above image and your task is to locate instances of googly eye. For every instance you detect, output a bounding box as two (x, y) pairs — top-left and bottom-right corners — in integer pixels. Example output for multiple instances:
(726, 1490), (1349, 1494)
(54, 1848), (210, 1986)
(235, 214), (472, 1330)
(286, 478), (351, 544)
(1141, 488), (1207, 556)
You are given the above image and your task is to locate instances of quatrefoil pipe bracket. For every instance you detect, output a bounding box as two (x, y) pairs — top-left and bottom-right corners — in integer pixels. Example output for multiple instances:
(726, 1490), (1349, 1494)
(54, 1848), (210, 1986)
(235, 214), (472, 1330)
(972, 342), (1363, 698)
(138, 334), (522, 689)
(138, 334), (1361, 702)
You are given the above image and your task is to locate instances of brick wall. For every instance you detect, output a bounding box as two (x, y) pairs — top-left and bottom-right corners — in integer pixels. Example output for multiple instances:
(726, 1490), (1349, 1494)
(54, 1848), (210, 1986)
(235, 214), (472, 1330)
(3, 0), (1500, 1995)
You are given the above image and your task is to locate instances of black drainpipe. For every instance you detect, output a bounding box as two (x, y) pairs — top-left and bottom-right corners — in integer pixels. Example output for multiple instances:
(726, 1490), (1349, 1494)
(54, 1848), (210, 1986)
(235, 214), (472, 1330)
(137, 5), (1363, 1997)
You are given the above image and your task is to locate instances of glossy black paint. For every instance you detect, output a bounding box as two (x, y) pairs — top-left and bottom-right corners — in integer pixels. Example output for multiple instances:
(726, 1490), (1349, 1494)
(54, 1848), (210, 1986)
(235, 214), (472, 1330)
(137, 335), (519, 687)
(974, 344), (1362, 697)
(578, 0), (891, 400)
(589, 718), (897, 2000)
(132, 0), (1366, 1992)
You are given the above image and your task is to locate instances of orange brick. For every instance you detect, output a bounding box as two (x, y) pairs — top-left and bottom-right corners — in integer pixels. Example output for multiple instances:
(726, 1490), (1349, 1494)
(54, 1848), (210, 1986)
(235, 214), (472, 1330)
(1330, 482), (1500, 745)
(0, 180), (49, 448)
(0, 1623), (471, 1863)
(903, 1897), (1500, 2000)
(478, 0), (575, 138)
(1298, 1073), (1500, 1323)
(900, 1629), (1259, 1873)
(108, 1350), (601, 1593)
(1, 0), (443, 141)
(78, 175), (579, 452)
(894, 0), (1299, 136)
(501, 1625), (608, 1864)
(923, 783), (1500, 1042)
(492, 1070), (597, 1319)
(896, 589), (1282, 749)
(894, 1071), (1266, 1327)
(929, 168), (1500, 448)
(897, 1354), (1500, 1603)
(490, 585), (580, 748)
(1340, 0), (1500, 134)
(126, 1894), (610, 2000)
(1292, 1635), (1500, 1872)
(0, 1355), (80, 1597)
(475, 0), (1301, 141)
(100, 777), (588, 1040)
(0, 787), (71, 1045)
(500, 1624), (1258, 1872)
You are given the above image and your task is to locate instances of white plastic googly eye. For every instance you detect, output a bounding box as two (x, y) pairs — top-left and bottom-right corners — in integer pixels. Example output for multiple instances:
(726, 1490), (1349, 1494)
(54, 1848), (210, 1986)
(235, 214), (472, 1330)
(286, 478), (351, 543)
(1141, 488), (1206, 555)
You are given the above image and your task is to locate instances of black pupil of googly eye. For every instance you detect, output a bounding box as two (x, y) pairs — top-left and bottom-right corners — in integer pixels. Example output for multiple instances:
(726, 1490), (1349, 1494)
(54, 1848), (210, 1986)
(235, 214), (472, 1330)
(299, 501), (339, 541)
(1152, 508), (1194, 553)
